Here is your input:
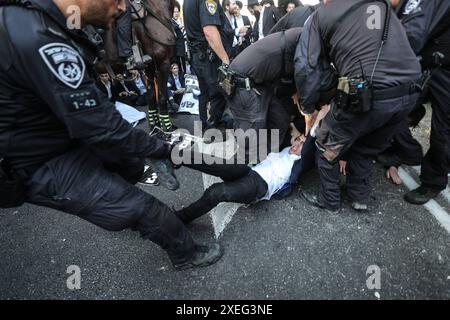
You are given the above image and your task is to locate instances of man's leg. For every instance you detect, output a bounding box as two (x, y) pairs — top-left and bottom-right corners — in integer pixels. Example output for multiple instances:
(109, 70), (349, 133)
(191, 52), (210, 127)
(310, 105), (364, 211)
(117, 1), (133, 60)
(24, 148), (221, 268)
(229, 87), (269, 163)
(391, 123), (423, 166)
(419, 69), (450, 189)
(206, 57), (227, 127)
(377, 119), (423, 168)
(177, 171), (268, 224)
(266, 94), (291, 151)
(185, 161), (251, 182)
(345, 94), (418, 208)
(308, 94), (418, 212)
(405, 69), (450, 204)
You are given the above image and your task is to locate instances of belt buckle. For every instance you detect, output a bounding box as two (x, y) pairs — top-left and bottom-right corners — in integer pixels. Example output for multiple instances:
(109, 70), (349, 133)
(245, 78), (251, 90)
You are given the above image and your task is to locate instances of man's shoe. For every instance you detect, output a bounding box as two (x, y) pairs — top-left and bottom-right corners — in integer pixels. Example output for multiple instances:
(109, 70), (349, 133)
(173, 243), (224, 271)
(404, 185), (442, 205)
(351, 201), (368, 212)
(301, 191), (340, 214)
(148, 159), (179, 191)
(138, 165), (159, 186)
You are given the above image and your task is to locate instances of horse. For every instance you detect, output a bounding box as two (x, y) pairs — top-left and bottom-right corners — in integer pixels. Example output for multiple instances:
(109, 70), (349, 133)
(99, 0), (177, 131)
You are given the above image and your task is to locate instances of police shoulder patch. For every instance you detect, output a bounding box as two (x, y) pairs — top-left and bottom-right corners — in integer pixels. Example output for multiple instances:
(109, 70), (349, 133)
(403, 0), (422, 15)
(205, 0), (217, 15)
(38, 43), (86, 89)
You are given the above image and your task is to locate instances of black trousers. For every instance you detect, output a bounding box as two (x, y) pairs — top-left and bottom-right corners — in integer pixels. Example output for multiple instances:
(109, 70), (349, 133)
(228, 87), (291, 162)
(420, 68), (450, 190)
(378, 119), (423, 168)
(178, 163), (268, 223)
(24, 147), (196, 265)
(117, 0), (133, 58)
(316, 93), (419, 209)
(190, 50), (227, 127)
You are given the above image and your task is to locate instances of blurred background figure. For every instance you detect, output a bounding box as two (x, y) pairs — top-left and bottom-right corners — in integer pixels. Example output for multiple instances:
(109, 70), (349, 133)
(167, 63), (185, 111)
(172, 1), (188, 74)
(234, 1), (253, 55)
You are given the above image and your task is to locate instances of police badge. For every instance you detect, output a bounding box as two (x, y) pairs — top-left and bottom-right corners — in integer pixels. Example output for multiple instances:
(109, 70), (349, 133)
(38, 43), (86, 89)
(205, 0), (217, 15)
(403, 0), (422, 15)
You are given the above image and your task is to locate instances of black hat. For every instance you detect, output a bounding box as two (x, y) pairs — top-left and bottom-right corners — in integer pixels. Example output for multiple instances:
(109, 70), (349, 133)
(247, 0), (260, 7)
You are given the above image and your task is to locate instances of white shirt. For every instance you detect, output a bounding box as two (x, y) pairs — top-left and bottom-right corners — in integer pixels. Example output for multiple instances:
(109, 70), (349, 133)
(258, 5), (265, 40)
(234, 15), (245, 47)
(134, 76), (147, 95)
(103, 81), (112, 99)
(252, 147), (301, 200)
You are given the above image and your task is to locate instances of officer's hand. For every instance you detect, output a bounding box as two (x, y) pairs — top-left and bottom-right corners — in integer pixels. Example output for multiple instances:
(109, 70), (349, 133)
(119, 91), (128, 97)
(316, 104), (330, 124)
(339, 160), (347, 176)
(304, 111), (318, 137)
(130, 91), (138, 96)
(291, 92), (300, 109)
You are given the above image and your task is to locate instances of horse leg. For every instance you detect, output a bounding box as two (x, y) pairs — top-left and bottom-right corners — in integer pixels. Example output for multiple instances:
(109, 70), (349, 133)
(156, 58), (174, 131)
(146, 72), (160, 129)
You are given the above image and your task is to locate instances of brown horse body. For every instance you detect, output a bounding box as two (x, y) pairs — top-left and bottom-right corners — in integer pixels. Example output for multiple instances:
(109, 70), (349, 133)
(100, 0), (176, 125)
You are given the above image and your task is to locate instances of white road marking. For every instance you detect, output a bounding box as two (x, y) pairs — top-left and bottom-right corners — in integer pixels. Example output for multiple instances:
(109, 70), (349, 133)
(202, 174), (242, 239)
(195, 134), (242, 238)
(398, 167), (450, 234)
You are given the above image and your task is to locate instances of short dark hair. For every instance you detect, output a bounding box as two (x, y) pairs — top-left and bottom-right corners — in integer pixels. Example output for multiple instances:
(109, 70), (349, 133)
(174, 1), (181, 12)
(278, 0), (302, 8)
(222, 0), (230, 9)
(260, 0), (274, 6)
(236, 0), (243, 9)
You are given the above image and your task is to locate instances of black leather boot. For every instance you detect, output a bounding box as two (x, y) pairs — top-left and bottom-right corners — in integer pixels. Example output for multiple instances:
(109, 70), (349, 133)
(404, 185), (442, 205)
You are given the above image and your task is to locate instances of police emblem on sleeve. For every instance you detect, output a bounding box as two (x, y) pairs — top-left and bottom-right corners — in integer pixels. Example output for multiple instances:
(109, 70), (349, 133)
(38, 43), (86, 89)
(205, 0), (217, 15)
(403, 0), (422, 15)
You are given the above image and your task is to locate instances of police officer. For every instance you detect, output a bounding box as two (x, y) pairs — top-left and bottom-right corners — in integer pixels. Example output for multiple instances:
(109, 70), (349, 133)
(183, 0), (230, 129)
(269, 3), (318, 34)
(227, 28), (316, 163)
(396, 0), (450, 204)
(295, 0), (422, 213)
(0, 0), (222, 270)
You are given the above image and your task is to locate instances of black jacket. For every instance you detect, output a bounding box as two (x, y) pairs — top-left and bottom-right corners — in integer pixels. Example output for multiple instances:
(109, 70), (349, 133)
(294, 0), (422, 114)
(0, 0), (168, 171)
(113, 80), (140, 105)
(240, 15), (253, 49)
(396, 0), (450, 68)
(96, 80), (119, 102)
(172, 19), (186, 58)
(168, 73), (186, 92)
(269, 5), (316, 34)
(252, 5), (283, 41)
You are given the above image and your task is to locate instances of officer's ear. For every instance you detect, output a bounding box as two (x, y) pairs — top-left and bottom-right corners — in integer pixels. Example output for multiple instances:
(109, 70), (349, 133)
(390, 0), (401, 9)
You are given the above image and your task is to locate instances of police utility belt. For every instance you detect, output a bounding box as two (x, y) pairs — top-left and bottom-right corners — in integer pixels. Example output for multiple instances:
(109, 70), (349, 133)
(334, 76), (423, 113)
(218, 66), (256, 97)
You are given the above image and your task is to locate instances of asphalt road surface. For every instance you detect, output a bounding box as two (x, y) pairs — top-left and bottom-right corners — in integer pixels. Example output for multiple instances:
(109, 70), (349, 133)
(1, 112), (449, 300)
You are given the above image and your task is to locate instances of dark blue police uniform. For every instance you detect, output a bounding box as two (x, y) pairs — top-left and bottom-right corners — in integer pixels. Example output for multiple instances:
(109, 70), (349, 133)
(183, 0), (229, 128)
(397, 0), (450, 203)
(0, 0), (201, 267)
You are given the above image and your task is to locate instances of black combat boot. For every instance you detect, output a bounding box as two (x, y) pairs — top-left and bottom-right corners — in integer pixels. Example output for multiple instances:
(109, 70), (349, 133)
(173, 243), (224, 271)
(404, 185), (442, 205)
(301, 190), (340, 214)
